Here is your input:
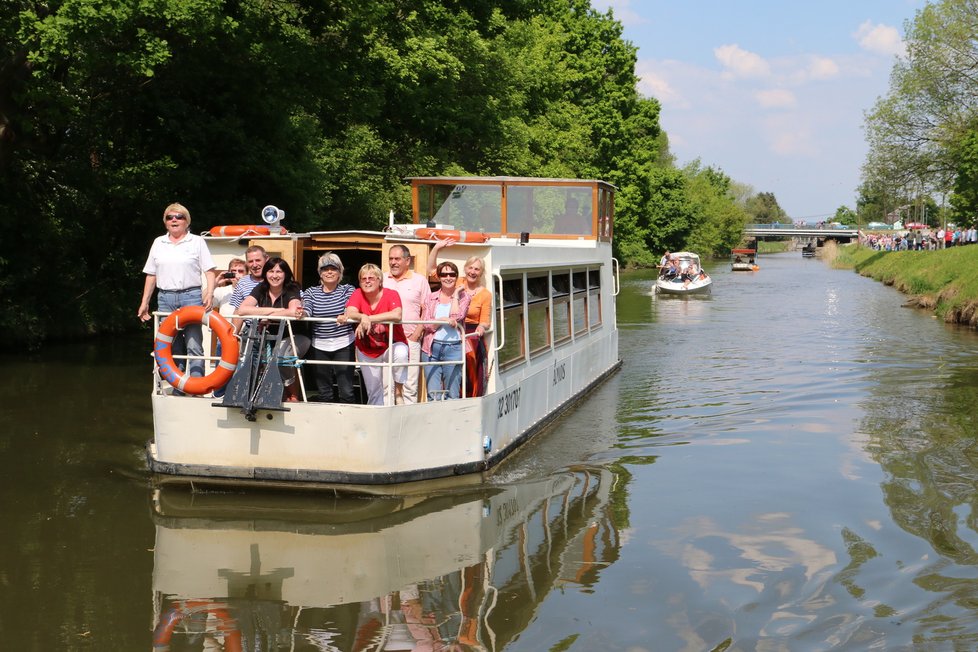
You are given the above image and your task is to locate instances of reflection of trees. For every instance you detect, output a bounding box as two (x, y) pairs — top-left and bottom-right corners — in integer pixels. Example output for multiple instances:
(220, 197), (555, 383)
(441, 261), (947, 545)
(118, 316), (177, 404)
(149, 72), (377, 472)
(857, 356), (978, 635)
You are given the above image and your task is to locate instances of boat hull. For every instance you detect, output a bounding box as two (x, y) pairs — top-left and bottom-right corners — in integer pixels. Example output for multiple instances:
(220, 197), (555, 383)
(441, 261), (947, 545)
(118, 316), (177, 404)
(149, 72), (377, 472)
(148, 334), (621, 492)
(655, 278), (712, 295)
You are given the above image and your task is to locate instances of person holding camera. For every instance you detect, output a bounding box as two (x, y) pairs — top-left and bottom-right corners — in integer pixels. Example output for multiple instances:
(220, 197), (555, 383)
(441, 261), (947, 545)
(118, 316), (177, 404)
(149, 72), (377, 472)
(213, 258), (247, 316)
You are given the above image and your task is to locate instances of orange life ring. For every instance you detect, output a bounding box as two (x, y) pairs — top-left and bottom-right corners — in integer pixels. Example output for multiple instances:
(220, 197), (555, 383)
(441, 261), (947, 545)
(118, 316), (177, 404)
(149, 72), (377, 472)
(154, 306), (239, 395)
(153, 600), (242, 652)
(207, 225), (287, 237)
(415, 228), (490, 243)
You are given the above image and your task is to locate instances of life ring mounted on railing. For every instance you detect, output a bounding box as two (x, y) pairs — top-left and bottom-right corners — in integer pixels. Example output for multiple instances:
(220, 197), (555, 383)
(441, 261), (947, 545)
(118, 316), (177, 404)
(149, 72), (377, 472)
(154, 306), (239, 395)
(415, 228), (491, 243)
(206, 225), (288, 237)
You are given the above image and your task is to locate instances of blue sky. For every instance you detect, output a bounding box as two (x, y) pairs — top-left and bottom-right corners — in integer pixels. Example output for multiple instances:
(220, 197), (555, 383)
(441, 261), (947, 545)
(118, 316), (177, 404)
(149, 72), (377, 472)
(590, 0), (926, 220)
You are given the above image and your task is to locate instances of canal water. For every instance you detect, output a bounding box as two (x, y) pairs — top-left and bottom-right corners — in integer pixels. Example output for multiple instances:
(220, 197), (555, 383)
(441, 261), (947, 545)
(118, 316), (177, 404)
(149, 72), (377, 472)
(3, 250), (978, 650)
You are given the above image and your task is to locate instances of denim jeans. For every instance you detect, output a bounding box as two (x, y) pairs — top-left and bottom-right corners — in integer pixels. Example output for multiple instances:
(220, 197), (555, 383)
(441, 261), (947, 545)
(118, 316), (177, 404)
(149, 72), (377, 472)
(157, 288), (205, 378)
(423, 340), (463, 400)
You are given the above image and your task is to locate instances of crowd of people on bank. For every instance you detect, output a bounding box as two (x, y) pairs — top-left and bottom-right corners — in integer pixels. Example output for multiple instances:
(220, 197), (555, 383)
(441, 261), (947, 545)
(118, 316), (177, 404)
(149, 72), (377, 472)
(860, 226), (978, 251)
(138, 203), (491, 406)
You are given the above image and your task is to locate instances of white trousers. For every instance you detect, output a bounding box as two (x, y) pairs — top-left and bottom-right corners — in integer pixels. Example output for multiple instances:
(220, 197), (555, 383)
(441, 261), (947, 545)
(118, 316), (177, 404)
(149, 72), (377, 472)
(359, 343), (409, 406)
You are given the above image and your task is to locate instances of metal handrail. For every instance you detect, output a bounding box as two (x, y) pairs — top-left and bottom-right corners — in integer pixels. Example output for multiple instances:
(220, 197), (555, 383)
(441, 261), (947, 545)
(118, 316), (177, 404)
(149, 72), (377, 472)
(152, 311), (487, 403)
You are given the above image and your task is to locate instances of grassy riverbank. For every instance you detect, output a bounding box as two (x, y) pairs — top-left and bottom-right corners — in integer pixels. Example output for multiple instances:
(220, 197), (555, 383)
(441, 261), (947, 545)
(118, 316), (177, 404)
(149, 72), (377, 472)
(834, 244), (978, 327)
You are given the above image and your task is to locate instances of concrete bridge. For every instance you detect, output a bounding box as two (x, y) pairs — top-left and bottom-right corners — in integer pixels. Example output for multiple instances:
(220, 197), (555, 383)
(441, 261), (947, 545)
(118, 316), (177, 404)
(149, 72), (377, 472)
(745, 223), (858, 241)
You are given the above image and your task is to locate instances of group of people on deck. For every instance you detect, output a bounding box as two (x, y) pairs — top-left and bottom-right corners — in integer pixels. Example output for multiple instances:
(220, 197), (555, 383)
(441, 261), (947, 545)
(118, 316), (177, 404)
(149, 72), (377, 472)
(138, 203), (491, 406)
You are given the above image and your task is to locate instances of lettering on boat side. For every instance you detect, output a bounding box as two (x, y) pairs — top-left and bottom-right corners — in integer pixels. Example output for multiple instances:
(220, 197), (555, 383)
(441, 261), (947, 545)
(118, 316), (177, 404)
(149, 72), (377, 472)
(497, 387), (521, 419)
(552, 361), (566, 386)
(154, 340), (180, 384)
(495, 496), (520, 527)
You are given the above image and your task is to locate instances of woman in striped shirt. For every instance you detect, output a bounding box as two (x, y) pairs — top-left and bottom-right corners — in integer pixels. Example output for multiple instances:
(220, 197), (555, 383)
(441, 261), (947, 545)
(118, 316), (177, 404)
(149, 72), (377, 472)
(302, 252), (357, 403)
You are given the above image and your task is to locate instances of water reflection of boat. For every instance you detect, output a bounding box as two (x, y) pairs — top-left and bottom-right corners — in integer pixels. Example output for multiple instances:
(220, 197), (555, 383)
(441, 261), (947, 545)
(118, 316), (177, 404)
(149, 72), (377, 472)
(150, 468), (620, 651)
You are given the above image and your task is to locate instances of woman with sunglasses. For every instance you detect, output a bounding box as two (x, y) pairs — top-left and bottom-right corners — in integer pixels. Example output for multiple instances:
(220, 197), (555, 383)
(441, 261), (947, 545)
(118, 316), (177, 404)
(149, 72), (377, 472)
(138, 203), (217, 381)
(302, 252), (357, 403)
(420, 262), (471, 400)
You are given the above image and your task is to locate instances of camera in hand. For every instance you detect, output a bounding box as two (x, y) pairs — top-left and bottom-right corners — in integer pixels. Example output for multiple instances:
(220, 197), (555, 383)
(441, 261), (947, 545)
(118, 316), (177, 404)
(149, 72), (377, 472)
(222, 272), (235, 279)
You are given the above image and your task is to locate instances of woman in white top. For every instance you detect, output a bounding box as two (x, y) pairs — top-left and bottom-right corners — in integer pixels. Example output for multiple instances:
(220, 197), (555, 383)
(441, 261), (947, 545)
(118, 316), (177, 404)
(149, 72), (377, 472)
(137, 203), (216, 380)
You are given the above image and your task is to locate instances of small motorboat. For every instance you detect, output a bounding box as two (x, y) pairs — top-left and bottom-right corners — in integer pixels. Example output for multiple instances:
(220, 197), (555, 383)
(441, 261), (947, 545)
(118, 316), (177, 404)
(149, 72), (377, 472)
(801, 242), (816, 257)
(731, 247), (759, 271)
(656, 251), (712, 295)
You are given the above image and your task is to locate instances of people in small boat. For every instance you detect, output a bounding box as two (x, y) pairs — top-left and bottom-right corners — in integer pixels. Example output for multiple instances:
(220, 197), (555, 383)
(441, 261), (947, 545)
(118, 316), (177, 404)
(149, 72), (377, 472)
(228, 245), (269, 311)
(138, 202), (217, 380)
(421, 262), (471, 401)
(235, 257), (309, 401)
(340, 263), (409, 406)
(383, 245), (430, 405)
(302, 252), (356, 403)
(428, 243), (493, 397)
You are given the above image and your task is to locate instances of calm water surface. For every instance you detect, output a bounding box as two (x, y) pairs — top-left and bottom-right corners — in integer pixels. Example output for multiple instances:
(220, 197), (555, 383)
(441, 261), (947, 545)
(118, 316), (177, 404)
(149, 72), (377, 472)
(3, 251), (978, 650)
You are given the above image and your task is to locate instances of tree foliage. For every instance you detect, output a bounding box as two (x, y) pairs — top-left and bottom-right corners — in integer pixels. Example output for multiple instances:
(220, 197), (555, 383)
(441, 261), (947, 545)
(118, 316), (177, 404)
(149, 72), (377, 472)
(862, 0), (978, 221)
(1, 0), (751, 348)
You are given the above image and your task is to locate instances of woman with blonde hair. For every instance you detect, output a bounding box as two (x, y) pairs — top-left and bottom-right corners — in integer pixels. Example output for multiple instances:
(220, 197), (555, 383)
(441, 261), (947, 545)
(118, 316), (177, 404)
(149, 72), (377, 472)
(137, 202), (216, 383)
(339, 263), (409, 405)
(427, 242), (492, 397)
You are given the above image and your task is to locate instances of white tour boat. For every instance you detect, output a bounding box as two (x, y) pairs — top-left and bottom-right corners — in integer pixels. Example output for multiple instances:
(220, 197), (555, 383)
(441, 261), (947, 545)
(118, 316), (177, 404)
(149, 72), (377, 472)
(146, 176), (621, 491)
(655, 251), (712, 295)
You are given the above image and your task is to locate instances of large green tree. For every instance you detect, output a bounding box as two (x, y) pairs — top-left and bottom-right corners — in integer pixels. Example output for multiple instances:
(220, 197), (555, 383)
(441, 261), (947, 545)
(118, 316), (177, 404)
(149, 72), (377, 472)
(0, 0), (749, 348)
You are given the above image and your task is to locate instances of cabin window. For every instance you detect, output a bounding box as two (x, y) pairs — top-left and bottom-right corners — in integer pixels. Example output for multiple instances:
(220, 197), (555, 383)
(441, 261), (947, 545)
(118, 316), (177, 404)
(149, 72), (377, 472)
(526, 275), (551, 356)
(572, 271), (588, 335)
(598, 188), (613, 239)
(588, 268), (602, 328)
(417, 183), (501, 233)
(499, 277), (525, 369)
(506, 185), (593, 235)
(552, 273), (571, 345)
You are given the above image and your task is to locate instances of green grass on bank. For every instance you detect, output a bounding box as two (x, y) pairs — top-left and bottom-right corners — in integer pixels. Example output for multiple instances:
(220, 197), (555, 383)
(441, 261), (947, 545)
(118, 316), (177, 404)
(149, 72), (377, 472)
(834, 244), (978, 327)
(757, 241), (790, 254)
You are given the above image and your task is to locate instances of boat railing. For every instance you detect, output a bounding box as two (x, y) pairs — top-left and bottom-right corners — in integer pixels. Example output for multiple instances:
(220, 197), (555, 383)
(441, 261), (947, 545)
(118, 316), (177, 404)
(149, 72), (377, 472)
(152, 311), (486, 404)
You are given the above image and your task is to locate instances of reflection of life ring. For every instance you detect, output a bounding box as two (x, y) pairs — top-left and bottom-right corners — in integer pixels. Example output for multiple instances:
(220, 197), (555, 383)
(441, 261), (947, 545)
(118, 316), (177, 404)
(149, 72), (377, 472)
(415, 228), (490, 243)
(154, 306), (239, 395)
(153, 600), (242, 652)
(207, 225), (286, 237)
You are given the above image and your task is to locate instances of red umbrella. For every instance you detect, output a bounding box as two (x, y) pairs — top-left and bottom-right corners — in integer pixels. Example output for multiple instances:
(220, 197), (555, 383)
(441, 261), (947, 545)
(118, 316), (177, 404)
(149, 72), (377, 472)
(904, 222), (927, 229)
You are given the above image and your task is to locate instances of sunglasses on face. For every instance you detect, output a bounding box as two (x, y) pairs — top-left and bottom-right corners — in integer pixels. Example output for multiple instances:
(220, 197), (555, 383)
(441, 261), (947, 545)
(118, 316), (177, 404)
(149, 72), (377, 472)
(439, 272), (458, 278)
(320, 265), (339, 272)
(165, 213), (186, 221)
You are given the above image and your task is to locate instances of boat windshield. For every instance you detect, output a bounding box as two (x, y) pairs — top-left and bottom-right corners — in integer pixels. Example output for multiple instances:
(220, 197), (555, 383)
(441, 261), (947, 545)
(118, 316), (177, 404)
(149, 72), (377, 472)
(415, 181), (598, 236)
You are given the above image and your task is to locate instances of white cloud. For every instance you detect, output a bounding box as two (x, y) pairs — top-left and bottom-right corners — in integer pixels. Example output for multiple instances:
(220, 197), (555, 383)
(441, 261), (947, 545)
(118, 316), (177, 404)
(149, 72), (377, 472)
(854, 21), (905, 57)
(807, 56), (840, 80)
(589, 0), (647, 27)
(755, 89), (797, 109)
(714, 44), (771, 79)
(636, 60), (688, 108)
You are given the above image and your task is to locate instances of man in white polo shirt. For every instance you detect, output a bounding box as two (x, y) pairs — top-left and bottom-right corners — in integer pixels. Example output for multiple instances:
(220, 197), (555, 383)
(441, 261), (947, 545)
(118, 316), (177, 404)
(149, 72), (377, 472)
(383, 244), (430, 404)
